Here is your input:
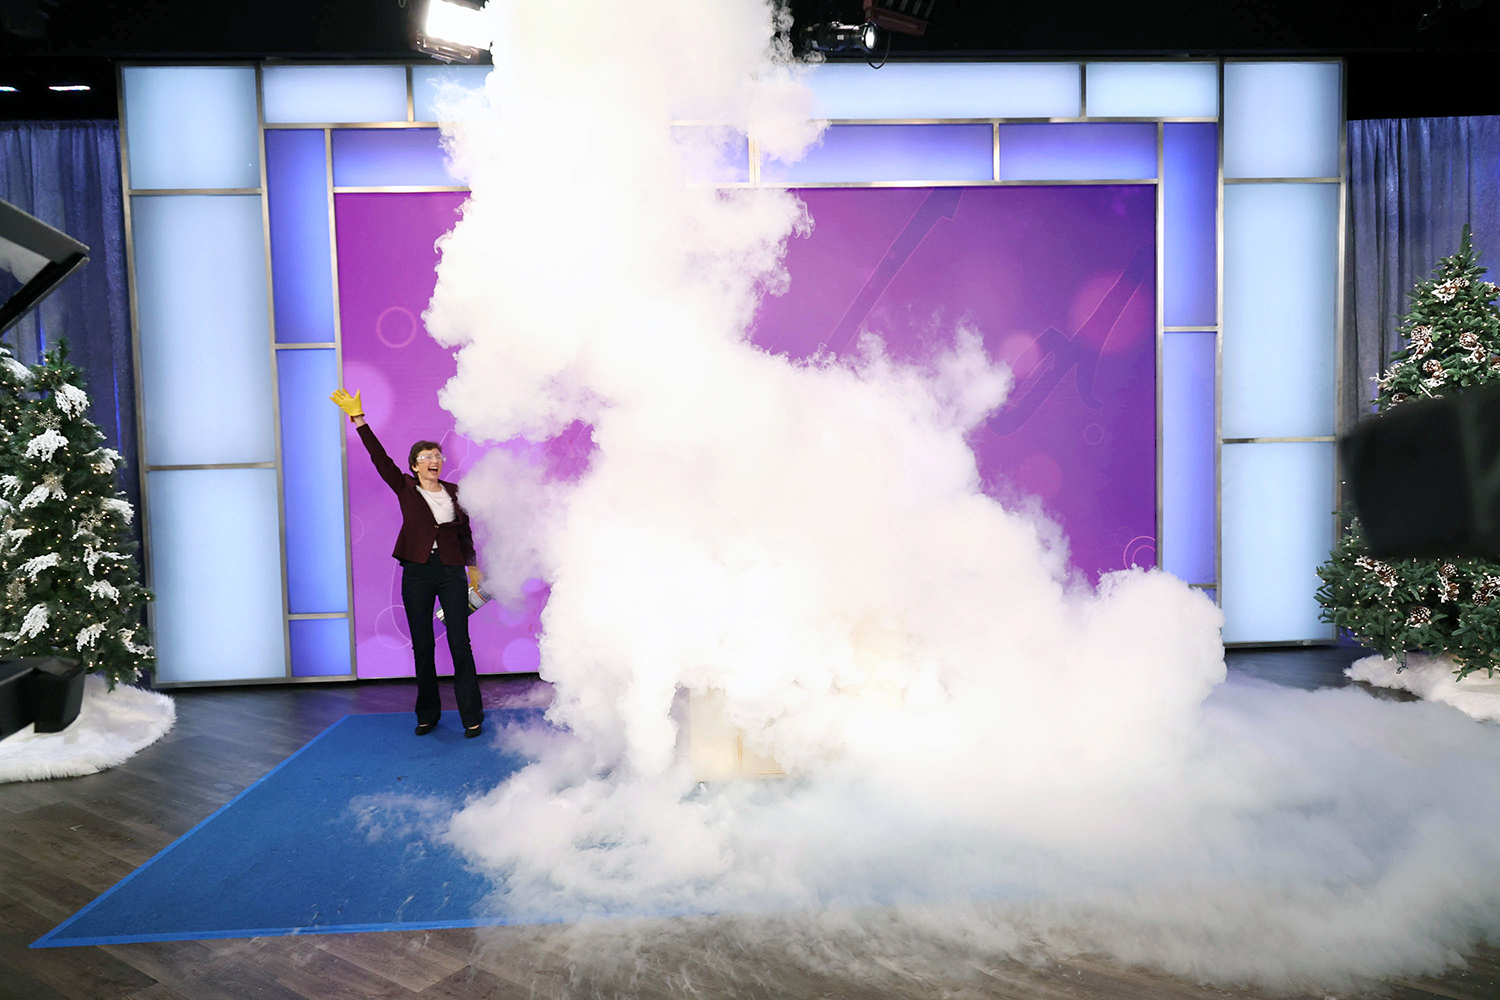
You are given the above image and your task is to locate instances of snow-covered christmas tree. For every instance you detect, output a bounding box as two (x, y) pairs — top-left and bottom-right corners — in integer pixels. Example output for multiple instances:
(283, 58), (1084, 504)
(0, 342), (26, 466)
(0, 341), (33, 632)
(1317, 227), (1500, 679)
(0, 342), (153, 688)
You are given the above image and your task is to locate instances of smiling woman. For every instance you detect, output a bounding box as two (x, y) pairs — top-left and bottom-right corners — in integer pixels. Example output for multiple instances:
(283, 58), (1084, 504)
(330, 387), (486, 739)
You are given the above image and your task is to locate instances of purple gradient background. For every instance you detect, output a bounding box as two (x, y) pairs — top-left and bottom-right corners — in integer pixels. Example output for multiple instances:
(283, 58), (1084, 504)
(754, 186), (1157, 580)
(337, 193), (546, 679)
(337, 185), (1155, 679)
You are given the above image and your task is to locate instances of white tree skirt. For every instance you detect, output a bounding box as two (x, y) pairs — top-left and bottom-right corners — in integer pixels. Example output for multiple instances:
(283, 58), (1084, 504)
(1348, 653), (1500, 723)
(0, 674), (175, 783)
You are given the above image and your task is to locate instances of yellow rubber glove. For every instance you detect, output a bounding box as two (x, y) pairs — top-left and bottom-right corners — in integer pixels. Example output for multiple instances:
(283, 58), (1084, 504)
(330, 388), (364, 418)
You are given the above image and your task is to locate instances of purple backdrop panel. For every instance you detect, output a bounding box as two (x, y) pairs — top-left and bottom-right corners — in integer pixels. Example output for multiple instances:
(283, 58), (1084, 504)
(336, 192), (545, 679)
(762, 124), (994, 184)
(751, 185), (1157, 579)
(339, 184), (1155, 681)
(997, 123), (1157, 181)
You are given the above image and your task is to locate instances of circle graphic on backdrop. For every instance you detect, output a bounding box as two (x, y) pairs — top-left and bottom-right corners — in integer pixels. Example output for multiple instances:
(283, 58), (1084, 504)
(503, 638), (541, 672)
(374, 605), (412, 649)
(1123, 534), (1157, 569)
(494, 601), (528, 627)
(375, 306), (418, 349)
(1083, 423), (1105, 445)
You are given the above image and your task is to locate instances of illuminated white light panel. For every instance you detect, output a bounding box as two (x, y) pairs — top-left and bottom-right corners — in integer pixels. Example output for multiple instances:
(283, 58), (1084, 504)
(148, 469), (287, 683)
(1222, 183), (1340, 439)
(122, 66), (260, 190)
(805, 62), (1081, 120)
(1224, 61), (1341, 179)
(132, 195), (276, 466)
(1085, 62), (1218, 118)
(1221, 443), (1336, 643)
(412, 65), (491, 122)
(262, 65), (409, 124)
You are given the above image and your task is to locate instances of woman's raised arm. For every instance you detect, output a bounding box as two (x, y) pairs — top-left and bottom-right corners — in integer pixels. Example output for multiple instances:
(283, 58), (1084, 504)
(332, 388), (405, 493)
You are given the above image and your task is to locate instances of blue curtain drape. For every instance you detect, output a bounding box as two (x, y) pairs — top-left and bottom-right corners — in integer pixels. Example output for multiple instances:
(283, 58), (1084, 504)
(0, 120), (139, 521)
(1346, 116), (1500, 429)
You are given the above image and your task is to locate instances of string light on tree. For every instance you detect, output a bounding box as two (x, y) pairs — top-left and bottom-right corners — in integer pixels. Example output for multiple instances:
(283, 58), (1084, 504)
(0, 343), (153, 688)
(1318, 227), (1500, 679)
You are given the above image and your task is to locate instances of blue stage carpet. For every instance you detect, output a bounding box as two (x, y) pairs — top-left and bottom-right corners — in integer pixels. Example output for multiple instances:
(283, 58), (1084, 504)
(34, 710), (540, 948)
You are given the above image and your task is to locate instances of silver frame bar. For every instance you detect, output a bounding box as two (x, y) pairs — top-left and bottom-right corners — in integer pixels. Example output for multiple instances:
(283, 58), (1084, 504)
(1224, 176), (1340, 185)
(1155, 119), (1165, 570)
(1215, 59), (1226, 607)
(148, 462), (276, 471)
(332, 185), (471, 194)
(116, 63), (158, 676)
(257, 64), (296, 681)
(329, 118), (360, 682)
(130, 188), (262, 196)
(1222, 436), (1337, 444)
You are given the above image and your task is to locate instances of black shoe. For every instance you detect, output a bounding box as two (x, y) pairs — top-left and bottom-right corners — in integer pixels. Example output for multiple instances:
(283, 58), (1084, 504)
(464, 722), (483, 739)
(415, 722), (437, 736)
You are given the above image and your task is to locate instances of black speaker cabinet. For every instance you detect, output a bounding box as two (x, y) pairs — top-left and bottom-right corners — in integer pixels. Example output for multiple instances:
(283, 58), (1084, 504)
(0, 657), (86, 739)
(0, 664), (32, 740)
(27, 657), (85, 734)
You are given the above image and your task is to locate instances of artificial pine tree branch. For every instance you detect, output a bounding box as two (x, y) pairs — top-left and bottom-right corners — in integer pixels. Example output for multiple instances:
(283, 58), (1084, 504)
(0, 341), (154, 688)
(1318, 226), (1500, 680)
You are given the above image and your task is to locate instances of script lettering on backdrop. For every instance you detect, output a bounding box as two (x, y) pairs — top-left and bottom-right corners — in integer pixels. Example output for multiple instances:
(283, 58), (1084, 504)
(749, 185), (1158, 579)
(987, 247), (1152, 436)
(825, 188), (963, 355)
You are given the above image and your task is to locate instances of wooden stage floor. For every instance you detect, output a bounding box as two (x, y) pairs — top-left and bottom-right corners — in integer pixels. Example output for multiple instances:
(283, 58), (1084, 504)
(2, 647), (1496, 1000)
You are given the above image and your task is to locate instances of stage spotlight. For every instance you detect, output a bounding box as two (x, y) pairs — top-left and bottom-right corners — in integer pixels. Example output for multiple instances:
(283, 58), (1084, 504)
(800, 21), (876, 54)
(47, 84), (90, 92)
(799, 0), (934, 56)
(409, 0), (491, 64)
(863, 0), (934, 36)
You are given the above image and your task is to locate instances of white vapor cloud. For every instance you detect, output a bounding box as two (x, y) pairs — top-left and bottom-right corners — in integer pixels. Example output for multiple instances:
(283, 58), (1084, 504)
(417, 0), (1500, 991)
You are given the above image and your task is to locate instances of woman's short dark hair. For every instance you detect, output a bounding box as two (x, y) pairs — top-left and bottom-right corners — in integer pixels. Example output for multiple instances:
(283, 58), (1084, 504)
(408, 440), (443, 472)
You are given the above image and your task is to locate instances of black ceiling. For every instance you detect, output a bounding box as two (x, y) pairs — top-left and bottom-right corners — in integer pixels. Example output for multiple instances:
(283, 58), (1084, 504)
(2, 0), (1498, 120)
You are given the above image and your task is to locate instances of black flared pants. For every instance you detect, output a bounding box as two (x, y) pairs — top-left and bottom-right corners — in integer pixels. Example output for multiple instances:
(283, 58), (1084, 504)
(401, 551), (483, 729)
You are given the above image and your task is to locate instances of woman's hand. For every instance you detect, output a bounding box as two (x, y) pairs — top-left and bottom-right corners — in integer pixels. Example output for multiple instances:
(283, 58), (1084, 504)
(330, 388), (366, 426)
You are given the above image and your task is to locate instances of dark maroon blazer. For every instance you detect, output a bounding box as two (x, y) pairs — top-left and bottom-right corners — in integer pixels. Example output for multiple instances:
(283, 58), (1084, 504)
(357, 424), (476, 567)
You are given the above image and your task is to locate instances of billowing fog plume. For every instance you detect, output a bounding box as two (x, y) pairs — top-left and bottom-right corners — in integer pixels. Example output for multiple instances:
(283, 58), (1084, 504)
(420, 0), (1500, 990)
